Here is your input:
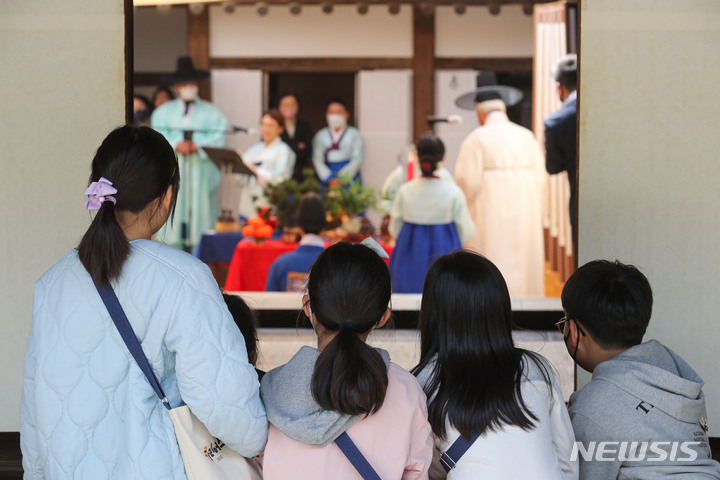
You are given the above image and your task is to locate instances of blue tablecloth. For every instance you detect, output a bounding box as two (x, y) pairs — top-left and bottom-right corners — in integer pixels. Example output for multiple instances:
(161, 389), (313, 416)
(194, 231), (283, 264)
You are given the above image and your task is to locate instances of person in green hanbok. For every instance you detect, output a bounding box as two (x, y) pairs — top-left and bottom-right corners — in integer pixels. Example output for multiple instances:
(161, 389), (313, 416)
(151, 56), (228, 250)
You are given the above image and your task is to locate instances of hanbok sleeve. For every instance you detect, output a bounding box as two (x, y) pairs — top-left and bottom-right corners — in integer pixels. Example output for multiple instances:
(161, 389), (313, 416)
(338, 129), (364, 179)
(451, 187), (476, 243)
(312, 131), (333, 182)
(454, 135), (483, 204)
(255, 145), (296, 188)
(165, 263), (268, 457)
(380, 167), (403, 214)
(389, 187), (406, 239)
(194, 104), (228, 150)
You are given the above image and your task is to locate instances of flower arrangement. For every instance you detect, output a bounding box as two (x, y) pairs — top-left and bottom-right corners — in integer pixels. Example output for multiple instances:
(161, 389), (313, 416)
(260, 168), (324, 228)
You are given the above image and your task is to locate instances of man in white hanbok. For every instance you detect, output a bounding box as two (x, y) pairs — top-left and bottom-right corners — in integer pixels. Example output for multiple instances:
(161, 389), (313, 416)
(455, 92), (546, 297)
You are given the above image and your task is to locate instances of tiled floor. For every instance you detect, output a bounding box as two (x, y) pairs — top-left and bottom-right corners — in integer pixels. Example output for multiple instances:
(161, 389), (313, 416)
(257, 328), (575, 401)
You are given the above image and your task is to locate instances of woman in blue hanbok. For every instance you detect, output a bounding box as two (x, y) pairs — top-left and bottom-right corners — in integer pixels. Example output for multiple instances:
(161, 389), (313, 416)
(389, 135), (475, 293)
(237, 110), (296, 219)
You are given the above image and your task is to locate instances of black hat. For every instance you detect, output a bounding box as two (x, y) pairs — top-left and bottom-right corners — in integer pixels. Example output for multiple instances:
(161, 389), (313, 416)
(164, 56), (210, 84)
(455, 70), (523, 110)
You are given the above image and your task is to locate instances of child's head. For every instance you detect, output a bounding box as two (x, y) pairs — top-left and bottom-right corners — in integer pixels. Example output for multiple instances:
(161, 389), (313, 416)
(223, 293), (260, 366)
(416, 134), (445, 177)
(78, 125), (179, 284)
(415, 251), (549, 440)
(304, 242), (392, 416)
(560, 259), (653, 370)
(297, 193), (326, 235)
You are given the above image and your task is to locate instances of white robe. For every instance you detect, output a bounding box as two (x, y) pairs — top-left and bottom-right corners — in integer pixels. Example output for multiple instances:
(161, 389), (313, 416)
(455, 111), (546, 297)
(237, 138), (296, 219)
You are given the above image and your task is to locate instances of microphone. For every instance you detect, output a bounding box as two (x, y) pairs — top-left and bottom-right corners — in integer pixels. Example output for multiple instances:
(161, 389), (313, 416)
(231, 126), (260, 135)
(426, 114), (464, 126)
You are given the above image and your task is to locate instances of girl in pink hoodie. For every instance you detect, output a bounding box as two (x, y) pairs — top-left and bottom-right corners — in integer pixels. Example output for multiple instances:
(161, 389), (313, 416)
(260, 241), (433, 479)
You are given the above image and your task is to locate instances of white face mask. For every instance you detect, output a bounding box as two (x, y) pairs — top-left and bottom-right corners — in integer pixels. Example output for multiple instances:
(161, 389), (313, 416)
(327, 114), (347, 130)
(177, 85), (199, 102)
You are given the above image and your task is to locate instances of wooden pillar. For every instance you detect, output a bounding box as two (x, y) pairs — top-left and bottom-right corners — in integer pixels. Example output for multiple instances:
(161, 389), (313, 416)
(412, 6), (435, 141)
(187, 7), (211, 101)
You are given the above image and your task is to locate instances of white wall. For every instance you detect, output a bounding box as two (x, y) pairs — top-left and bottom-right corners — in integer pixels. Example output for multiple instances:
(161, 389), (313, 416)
(211, 69), (264, 153)
(434, 70), (479, 175)
(435, 4), (534, 57)
(0, 1), (125, 430)
(357, 70), (413, 224)
(579, 0), (720, 432)
(209, 4), (413, 58)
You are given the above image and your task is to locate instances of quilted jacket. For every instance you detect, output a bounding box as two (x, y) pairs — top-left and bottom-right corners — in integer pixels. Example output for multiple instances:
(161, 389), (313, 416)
(20, 240), (268, 479)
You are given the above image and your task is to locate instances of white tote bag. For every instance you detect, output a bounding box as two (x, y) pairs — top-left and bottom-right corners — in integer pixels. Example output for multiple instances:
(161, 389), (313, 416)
(169, 405), (263, 480)
(92, 280), (263, 480)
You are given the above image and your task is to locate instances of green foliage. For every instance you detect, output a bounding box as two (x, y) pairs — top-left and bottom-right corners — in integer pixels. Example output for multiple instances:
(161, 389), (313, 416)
(326, 174), (378, 218)
(262, 168), (323, 226)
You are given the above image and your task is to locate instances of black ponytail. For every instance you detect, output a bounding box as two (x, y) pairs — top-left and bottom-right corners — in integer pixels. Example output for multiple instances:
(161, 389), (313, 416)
(307, 242), (392, 416)
(78, 125), (179, 285)
(312, 327), (388, 415)
(416, 134), (445, 177)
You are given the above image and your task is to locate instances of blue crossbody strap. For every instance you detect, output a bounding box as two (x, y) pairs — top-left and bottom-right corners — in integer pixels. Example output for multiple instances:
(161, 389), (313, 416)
(334, 432), (382, 480)
(440, 433), (480, 473)
(93, 280), (171, 411)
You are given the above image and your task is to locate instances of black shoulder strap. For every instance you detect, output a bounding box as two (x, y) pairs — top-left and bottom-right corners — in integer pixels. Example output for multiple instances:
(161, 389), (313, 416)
(335, 432), (382, 480)
(93, 280), (171, 411)
(440, 433), (480, 473)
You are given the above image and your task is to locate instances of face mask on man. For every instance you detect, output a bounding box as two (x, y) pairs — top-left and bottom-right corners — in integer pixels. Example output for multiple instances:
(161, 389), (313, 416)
(177, 85), (199, 102)
(327, 114), (347, 130)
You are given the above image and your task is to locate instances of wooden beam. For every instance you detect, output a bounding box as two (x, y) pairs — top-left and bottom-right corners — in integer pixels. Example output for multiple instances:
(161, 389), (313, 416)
(138, 0), (557, 6)
(412, 6), (435, 141)
(435, 57), (533, 72)
(209, 57), (412, 72)
(125, 0), (134, 125)
(187, 7), (211, 101)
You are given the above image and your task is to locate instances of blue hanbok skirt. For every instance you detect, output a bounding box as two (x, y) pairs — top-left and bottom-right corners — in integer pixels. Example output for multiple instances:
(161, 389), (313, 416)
(389, 222), (462, 294)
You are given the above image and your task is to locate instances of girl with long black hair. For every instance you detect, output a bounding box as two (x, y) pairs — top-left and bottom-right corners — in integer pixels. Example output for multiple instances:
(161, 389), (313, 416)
(413, 251), (577, 479)
(260, 241), (433, 479)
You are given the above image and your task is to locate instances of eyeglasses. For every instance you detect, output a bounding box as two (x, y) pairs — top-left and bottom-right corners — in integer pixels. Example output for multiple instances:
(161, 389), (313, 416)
(555, 315), (586, 337)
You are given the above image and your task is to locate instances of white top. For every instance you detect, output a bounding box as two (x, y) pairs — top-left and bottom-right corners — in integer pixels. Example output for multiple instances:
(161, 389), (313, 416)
(389, 177), (475, 242)
(417, 355), (578, 480)
(237, 138), (296, 219)
(380, 164), (454, 214)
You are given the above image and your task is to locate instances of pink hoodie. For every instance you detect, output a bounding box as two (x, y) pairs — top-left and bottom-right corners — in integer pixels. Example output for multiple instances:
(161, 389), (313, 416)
(263, 363), (433, 479)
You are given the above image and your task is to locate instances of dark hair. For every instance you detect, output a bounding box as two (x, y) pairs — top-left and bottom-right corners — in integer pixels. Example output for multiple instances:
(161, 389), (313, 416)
(262, 109), (285, 129)
(416, 135), (445, 177)
(133, 94), (152, 111)
(78, 125), (179, 285)
(307, 242), (391, 416)
(223, 293), (260, 366)
(297, 193), (326, 235)
(553, 54), (577, 91)
(152, 85), (175, 105)
(276, 91), (301, 111)
(562, 259), (652, 349)
(412, 251), (551, 440)
(326, 97), (349, 112)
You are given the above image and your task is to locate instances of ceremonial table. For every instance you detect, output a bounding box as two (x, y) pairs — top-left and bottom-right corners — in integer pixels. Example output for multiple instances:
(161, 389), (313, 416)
(224, 240), (394, 292)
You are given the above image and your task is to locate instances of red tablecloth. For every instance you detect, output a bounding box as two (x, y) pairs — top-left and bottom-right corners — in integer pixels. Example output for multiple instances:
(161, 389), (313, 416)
(224, 240), (394, 292)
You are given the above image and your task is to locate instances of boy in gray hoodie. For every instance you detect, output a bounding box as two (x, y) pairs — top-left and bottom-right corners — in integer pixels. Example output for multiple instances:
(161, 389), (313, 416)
(559, 260), (720, 479)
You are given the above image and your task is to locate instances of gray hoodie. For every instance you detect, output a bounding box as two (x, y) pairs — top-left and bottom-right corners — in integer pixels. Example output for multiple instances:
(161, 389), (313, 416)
(260, 345), (391, 447)
(569, 339), (720, 479)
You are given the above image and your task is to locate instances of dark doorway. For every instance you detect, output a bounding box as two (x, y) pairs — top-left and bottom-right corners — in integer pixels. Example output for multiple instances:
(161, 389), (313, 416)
(267, 72), (356, 137)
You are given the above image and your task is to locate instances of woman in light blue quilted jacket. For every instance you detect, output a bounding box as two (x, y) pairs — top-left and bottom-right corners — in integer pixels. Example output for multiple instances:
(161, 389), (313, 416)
(20, 125), (268, 479)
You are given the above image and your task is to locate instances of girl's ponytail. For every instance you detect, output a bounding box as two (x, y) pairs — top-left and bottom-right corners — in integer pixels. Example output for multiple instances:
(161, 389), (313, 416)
(312, 327), (388, 416)
(78, 201), (129, 284)
(77, 125), (179, 285)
